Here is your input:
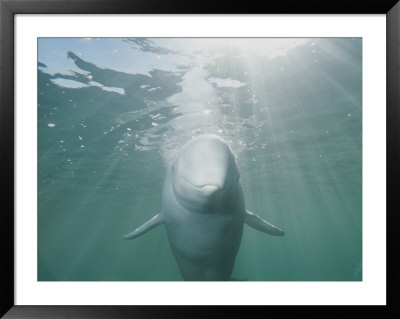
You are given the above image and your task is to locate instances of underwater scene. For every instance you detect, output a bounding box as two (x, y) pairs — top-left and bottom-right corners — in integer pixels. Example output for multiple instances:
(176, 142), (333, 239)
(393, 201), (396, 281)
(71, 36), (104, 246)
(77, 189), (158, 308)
(38, 38), (362, 281)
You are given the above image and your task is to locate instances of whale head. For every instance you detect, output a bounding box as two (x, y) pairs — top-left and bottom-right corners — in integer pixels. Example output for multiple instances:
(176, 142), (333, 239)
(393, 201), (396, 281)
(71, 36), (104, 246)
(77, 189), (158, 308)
(171, 135), (240, 212)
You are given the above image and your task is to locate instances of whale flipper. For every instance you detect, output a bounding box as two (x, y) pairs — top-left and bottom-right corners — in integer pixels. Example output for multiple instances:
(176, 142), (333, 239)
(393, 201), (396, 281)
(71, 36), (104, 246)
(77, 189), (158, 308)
(244, 210), (284, 236)
(123, 214), (164, 239)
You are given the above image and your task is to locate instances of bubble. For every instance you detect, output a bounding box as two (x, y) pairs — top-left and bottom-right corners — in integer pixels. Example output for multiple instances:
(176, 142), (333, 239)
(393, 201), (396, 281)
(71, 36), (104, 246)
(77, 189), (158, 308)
(48, 123), (56, 127)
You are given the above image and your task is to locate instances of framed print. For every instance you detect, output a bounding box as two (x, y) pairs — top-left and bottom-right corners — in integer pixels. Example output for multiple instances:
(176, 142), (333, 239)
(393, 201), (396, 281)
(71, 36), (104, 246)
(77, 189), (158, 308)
(1, 0), (399, 318)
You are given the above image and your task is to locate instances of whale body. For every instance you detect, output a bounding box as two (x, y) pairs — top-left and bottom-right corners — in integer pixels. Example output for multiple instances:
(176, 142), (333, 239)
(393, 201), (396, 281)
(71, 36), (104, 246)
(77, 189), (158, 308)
(124, 134), (284, 281)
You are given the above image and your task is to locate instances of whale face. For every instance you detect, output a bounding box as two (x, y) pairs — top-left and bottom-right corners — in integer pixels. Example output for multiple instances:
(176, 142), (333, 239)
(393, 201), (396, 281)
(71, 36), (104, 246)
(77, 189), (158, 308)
(171, 135), (240, 212)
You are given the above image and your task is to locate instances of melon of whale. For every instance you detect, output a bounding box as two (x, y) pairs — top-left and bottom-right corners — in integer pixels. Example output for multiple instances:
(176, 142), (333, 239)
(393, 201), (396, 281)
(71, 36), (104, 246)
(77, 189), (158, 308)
(123, 134), (284, 281)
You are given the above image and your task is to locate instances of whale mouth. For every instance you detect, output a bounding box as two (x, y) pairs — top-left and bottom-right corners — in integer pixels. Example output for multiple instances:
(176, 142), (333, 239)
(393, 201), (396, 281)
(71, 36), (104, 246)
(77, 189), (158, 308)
(199, 185), (219, 194)
(179, 175), (222, 191)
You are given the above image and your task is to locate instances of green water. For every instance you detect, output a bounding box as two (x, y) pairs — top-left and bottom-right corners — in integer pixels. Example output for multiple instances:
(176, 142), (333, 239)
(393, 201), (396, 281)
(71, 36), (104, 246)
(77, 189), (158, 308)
(38, 38), (362, 281)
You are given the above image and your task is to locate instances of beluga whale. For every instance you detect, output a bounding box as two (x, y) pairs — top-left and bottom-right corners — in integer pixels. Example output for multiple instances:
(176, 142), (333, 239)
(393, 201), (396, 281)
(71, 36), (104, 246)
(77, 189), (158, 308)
(124, 134), (284, 281)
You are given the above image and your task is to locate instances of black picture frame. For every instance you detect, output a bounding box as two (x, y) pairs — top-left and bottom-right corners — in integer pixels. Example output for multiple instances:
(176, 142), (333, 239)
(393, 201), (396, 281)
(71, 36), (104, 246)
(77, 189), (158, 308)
(1, 0), (399, 318)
